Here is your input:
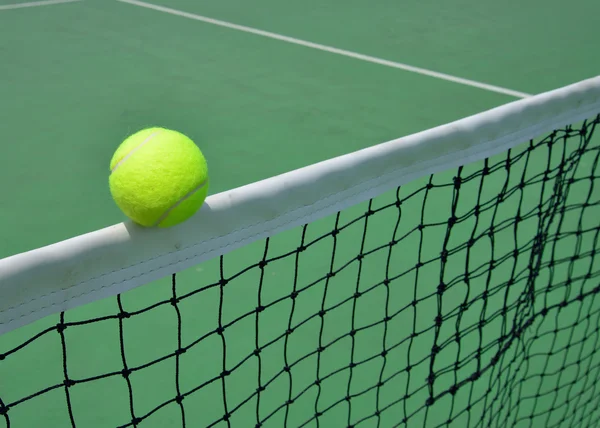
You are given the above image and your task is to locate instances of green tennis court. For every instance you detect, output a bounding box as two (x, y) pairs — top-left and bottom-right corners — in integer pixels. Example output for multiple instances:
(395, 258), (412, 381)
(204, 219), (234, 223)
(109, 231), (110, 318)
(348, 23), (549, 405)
(1, 1), (599, 427)
(1, 0), (597, 260)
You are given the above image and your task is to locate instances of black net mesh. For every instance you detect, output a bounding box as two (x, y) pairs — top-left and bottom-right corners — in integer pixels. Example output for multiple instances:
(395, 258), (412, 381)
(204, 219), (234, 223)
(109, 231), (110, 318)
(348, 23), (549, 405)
(1, 115), (600, 428)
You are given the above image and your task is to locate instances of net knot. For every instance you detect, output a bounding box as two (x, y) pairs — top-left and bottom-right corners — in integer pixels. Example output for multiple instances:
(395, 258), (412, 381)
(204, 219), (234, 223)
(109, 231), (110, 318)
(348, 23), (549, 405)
(440, 249), (449, 262)
(453, 176), (462, 189)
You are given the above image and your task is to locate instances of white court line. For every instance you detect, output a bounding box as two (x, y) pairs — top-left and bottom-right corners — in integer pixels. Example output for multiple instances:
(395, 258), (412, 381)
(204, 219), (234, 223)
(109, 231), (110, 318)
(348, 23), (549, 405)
(117, 0), (532, 99)
(0, 0), (80, 11)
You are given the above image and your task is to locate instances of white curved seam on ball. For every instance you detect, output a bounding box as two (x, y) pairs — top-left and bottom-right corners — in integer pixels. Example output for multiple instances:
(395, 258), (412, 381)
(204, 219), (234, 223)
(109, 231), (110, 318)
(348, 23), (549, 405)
(153, 178), (209, 226)
(111, 129), (163, 173)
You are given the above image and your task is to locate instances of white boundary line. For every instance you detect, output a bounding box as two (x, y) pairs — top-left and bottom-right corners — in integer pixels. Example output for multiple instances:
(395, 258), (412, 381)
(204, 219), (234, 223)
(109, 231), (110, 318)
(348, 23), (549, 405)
(0, 0), (80, 11)
(117, 0), (532, 99)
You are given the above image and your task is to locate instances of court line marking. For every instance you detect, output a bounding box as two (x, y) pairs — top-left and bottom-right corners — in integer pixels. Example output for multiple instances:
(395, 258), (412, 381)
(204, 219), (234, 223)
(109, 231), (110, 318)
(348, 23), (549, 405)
(0, 0), (80, 11)
(116, 0), (532, 99)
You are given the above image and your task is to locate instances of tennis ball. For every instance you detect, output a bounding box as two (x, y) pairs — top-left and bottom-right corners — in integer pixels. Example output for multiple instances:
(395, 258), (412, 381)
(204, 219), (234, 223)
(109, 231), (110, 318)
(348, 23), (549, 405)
(109, 127), (209, 228)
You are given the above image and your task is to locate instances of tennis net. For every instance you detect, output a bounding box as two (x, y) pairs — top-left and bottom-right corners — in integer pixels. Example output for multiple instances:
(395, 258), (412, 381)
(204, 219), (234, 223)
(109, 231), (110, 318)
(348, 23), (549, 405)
(1, 77), (600, 428)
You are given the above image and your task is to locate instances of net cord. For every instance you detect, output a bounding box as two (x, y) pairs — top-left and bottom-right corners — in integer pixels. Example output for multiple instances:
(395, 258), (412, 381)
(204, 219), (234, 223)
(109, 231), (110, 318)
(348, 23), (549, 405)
(1, 76), (599, 337)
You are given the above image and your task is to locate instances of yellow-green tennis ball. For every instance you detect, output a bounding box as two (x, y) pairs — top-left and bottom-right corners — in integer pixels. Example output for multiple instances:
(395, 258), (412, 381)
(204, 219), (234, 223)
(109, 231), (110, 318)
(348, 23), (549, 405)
(109, 127), (209, 228)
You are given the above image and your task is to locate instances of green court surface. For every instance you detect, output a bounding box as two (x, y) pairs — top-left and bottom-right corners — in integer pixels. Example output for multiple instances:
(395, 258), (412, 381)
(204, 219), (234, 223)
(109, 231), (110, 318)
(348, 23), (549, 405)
(0, 1), (599, 427)
(1, 0), (598, 260)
